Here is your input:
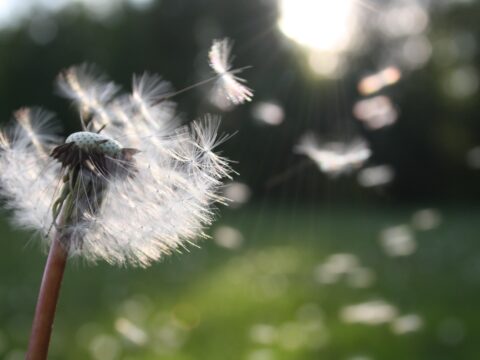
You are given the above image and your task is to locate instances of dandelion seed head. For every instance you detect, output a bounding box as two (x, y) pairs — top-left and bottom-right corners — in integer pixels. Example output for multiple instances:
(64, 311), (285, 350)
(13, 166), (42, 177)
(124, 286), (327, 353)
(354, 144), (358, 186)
(66, 132), (123, 157)
(0, 64), (236, 267)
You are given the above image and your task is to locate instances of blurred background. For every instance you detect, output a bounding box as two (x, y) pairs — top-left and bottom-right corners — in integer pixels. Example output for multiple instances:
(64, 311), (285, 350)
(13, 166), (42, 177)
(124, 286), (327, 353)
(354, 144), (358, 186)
(0, 0), (479, 359)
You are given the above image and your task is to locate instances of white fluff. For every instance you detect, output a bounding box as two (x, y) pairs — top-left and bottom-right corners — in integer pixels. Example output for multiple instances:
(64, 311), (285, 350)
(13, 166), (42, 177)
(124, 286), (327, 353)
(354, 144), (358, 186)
(295, 133), (371, 177)
(0, 66), (234, 267)
(0, 108), (61, 232)
(209, 38), (253, 105)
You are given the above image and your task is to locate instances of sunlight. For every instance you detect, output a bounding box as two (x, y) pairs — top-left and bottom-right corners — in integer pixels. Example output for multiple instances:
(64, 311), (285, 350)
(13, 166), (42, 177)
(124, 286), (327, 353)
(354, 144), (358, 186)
(278, 0), (357, 53)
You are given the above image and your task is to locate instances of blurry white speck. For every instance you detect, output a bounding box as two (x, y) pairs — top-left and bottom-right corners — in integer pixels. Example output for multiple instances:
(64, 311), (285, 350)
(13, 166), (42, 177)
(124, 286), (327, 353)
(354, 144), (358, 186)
(380, 225), (416, 257)
(251, 101), (285, 126)
(353, 96), (398, 130)
(213, 225), (244, 250)
(443, 66), (479, 99)
(340, 300), (398, 325)
(411, 209), (442, 231)
(314, 253), (359, 284)
(391, 314), (424, 334)
(380, 4), (429, 38)
(295, 134), (371, 177)
(466, 146), (480, 169)
(314, 253), (374, 288)
(249, 324), (277, 345)
(400, 35), (432, 69)
(358, 66), (402, 95)
(223, 182), (251, 208)
(345, 267), (376, 288)
(115, 318), (148, 345)
(119, 296), (152, 324)
(357, 165), (395, 188)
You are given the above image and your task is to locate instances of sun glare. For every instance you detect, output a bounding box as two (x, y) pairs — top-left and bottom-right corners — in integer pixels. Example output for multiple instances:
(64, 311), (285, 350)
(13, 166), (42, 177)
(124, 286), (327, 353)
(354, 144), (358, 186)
(278, 0), (360, 77)
(278, 0), (357, 53)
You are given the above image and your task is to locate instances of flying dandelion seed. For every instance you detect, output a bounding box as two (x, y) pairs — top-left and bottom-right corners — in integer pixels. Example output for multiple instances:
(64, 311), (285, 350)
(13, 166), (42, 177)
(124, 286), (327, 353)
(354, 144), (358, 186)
(222, 181), (252, 208)
(114, 318), (148, 345)
(295, 133), (371, 177)
(213, 225), (244, 250)
(411, 208), (442, 231)
(208, 38), (253, 105)
(391, 314), (424, 335)
(379, 225), (416, 257)
(251, 101), (285, 126)
(357, 165), (395, 188)
(353, 96), (398, 130)
(314, 253), (375, 288)
(340, 300), (398, 325)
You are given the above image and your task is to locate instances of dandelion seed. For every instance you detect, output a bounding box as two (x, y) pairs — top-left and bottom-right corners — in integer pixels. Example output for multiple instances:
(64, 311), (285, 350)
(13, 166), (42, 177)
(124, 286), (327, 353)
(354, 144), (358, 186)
(115, 318), (148, 345)
(379, 225), (416, 257)
(340, 300), (398, 325)
(223, 181), (251, 208)
(353, 96), (398, 130)
(251, 101), (285, 126)
(411, 208), (442, 231)
(357, 165), (395, 187)
(391, 314), (423, 334)
(209, 38), (253, 105)
(213, 225), (244, 250)
(295, 133), (371, 177)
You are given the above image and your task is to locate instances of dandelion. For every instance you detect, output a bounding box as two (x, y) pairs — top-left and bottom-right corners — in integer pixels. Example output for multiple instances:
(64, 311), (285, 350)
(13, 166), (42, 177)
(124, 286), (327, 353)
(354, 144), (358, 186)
(209, 38), (253, 105)
(0, 59), (247, 358)
(295, 133), (371, 177)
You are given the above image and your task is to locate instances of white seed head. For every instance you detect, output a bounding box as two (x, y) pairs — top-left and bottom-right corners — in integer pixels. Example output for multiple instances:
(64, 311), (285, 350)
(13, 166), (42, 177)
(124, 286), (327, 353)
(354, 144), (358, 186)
(0, 64), (235, 267)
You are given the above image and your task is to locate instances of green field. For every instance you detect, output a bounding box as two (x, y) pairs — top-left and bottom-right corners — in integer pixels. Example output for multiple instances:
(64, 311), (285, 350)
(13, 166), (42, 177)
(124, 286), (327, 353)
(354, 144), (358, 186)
(0, 205), (479, 360)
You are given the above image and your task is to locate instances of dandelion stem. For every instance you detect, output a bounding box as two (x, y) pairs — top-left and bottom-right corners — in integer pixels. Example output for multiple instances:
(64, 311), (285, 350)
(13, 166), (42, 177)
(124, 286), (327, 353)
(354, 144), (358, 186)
(26, 234), (68, 360)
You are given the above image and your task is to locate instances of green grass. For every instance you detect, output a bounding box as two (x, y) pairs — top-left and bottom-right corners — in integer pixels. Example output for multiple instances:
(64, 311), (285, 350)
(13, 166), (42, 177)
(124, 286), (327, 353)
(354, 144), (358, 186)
(0, 205), (479, 360)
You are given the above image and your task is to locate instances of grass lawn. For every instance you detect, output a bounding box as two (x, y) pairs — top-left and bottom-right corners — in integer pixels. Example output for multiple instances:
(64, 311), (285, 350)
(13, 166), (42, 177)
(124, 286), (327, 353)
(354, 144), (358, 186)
(0, 205), (479, 359)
